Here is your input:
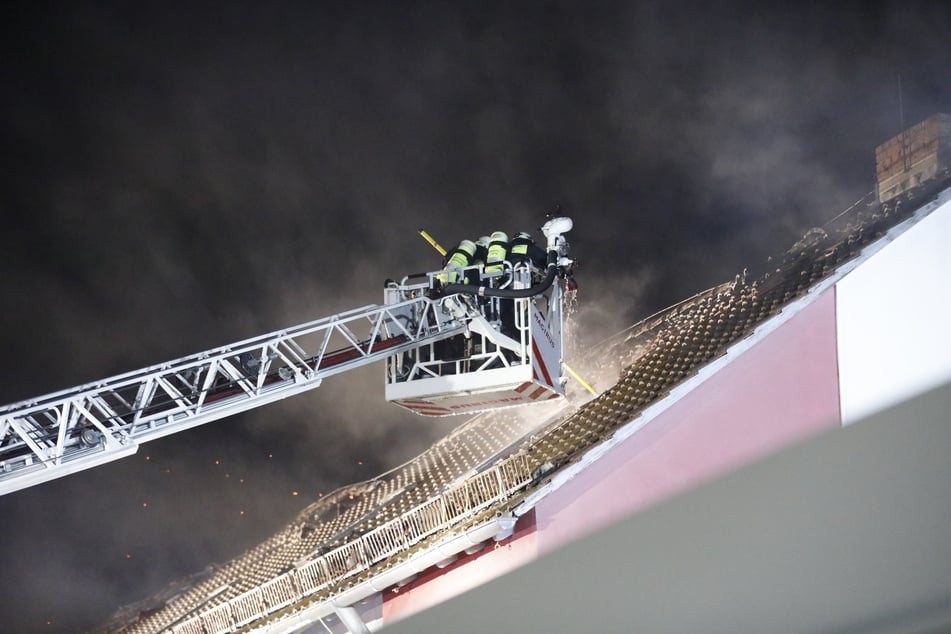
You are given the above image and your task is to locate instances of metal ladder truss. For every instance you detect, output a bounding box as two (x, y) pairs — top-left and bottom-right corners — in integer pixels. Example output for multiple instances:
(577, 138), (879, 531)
(0, 295), (461, 495)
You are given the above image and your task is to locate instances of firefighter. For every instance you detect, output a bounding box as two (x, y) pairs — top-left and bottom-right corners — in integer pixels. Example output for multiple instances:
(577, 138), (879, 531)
(438, 239), (477, 285)
(508, 231), (547, 269)
(499, 231), (543, 336)
(473, 235), (490, 269)
(435, 239), (478, 364)
(484, 231), (509, 276)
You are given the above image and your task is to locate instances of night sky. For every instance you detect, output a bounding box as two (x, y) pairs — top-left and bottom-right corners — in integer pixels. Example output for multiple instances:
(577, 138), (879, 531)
(1, 2), (949, 632)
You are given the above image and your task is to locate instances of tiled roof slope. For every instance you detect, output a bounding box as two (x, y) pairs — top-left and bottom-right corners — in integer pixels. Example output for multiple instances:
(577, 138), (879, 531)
(521, 180), (951, 474)
(109, 175), (950, 633)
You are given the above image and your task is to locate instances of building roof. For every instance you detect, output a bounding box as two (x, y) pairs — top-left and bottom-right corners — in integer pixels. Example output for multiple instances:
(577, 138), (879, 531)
(107, 174), (951, 633)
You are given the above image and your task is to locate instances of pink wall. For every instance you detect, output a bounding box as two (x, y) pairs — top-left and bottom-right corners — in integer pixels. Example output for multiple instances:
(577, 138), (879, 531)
(535, 288), (843, 553)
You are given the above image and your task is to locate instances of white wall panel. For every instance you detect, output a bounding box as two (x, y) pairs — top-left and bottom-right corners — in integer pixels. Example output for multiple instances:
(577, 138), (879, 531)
(836, 196), (951, 424)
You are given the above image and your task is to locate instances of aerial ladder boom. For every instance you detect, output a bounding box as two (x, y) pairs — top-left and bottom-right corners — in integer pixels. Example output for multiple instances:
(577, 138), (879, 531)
(0, 297), (463, 495)
(0, 216), (576, 496)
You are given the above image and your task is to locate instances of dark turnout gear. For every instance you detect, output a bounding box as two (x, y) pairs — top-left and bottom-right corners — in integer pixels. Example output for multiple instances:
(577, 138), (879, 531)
(508, 231), (547, 268)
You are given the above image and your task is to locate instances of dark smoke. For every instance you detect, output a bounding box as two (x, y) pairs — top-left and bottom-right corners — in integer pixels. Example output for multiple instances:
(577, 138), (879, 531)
(1, 2), (949, 631)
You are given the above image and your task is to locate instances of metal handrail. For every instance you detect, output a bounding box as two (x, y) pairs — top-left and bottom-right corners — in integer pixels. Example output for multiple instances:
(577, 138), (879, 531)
(169, 453), (533, 633)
